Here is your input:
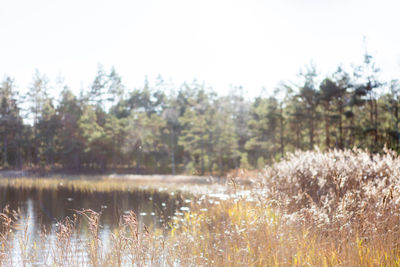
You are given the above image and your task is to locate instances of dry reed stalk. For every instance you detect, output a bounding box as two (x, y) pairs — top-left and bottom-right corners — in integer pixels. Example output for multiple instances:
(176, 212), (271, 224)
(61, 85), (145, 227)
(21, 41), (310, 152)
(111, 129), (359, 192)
(76, 209), (102, 266)
(2, 148), (400, 265)
(0, 205), (19, 265)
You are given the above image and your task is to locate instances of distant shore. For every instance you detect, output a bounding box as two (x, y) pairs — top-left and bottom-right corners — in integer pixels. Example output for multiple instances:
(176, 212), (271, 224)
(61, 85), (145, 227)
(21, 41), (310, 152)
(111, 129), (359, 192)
(0, 171), (254, 187)
(0, 170), (222, 184)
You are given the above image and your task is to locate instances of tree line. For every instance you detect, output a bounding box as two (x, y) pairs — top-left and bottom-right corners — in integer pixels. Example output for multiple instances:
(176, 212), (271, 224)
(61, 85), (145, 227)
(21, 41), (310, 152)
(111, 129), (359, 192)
(1, 52), (399, 175)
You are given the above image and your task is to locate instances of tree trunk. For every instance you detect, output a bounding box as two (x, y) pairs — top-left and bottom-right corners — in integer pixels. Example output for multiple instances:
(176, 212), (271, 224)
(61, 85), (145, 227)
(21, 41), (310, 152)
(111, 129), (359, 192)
(296, 124), (301, 149)
(324, 103), (330, 149)
(200, 136), (205, 175)
(309, 106), (315, 150)
(338, 98), (343, 149)
(279, 104), (284, 157)
(3, 134), (8, 168)
(349, 105), (355, 148)
(16, 132), (22, 170)
(207, 131), (213, 174)
(136, 147), (141, 170)
(368, 93), (376, 150)
(395, 103), (399, 149)
(374, 99), (378, 146)
(170, 126), (175, 175)
(34, 127), (38, 165)
(219, 153), (223, 177)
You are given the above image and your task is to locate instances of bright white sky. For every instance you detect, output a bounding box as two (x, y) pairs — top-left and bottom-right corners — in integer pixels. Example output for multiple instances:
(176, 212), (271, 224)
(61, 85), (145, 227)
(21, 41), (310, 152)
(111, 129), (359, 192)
(1, 0), (400, 98)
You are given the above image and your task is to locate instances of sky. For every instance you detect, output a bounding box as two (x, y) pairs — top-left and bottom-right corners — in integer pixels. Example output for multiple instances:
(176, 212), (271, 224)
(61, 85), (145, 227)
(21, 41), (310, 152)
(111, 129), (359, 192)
(1, 0), (400, 98)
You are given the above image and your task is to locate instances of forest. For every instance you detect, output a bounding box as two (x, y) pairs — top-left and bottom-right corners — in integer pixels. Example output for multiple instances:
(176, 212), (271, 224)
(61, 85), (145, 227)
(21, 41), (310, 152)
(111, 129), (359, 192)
(0, 52), (398, 175)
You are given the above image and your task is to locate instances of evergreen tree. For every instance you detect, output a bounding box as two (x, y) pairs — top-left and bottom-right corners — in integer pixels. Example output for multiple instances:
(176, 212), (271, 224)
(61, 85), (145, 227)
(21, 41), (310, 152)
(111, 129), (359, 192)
(124, 111), (165, 172)
(0, 77), (22, 168)
(211, 97), (240, 175)
(178, 83), (215, 175)
(27, 70), (49, 165)
(37, 99), (60, 168)
(245, 96), (280, 167)
(298, 64), (320, 149)
(353, 52), (382, 150)
(57, 88), (83, 169)
(78, 104), (107, 170)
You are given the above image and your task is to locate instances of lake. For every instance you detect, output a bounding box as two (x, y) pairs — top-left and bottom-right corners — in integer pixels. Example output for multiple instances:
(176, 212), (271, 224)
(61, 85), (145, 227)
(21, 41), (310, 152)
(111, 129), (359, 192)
(0, 185), (191, 265)
(0, 186), (188, 229)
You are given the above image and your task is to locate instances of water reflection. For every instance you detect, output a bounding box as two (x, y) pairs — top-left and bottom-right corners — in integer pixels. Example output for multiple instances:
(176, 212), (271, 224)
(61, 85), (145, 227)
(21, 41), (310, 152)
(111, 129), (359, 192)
(0, 186), (186, 230)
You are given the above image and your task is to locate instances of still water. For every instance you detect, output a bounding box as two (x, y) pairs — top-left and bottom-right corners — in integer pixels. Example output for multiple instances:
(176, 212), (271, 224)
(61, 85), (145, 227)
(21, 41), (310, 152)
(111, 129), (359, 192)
(0, 185), (191, 264)
(0, 186), (188, 230)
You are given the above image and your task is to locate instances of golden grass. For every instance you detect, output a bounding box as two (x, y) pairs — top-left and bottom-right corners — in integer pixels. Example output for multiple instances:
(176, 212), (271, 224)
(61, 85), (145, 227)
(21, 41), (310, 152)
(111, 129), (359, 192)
(0, 175), (226, 196)
(2, 197), (399, 266)
(0, 177), (182, 194)
(1, 148), (400, 266)
(167, 197), (400, 266)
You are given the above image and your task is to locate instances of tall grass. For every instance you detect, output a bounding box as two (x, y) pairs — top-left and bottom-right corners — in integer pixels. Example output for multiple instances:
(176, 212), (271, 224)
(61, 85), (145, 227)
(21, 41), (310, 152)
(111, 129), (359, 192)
(260, 148), (400, 237)
(1, 148), (400, 266)
(0, 176), (223, 195)
(0, 177), (163, 193)
(165, 148), (400, 265)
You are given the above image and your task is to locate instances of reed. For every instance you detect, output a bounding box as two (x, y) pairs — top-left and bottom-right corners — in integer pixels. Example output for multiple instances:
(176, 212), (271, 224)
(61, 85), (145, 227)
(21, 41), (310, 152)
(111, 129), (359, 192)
(1, 148), (400, 266)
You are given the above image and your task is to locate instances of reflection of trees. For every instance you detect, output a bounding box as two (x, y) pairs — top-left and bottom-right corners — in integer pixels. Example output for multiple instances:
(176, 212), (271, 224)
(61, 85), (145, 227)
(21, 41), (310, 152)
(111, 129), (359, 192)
(0, 187), (185, 233)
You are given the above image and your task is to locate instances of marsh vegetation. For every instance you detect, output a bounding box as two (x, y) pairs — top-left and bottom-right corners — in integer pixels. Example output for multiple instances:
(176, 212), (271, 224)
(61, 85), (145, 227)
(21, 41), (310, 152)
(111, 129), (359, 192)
(1, 149), (400, 266)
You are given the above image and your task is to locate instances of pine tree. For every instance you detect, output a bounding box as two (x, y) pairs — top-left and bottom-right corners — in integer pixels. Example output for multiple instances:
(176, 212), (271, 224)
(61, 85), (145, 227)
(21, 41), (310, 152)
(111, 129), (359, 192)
(57, 88), (83, 169)
(0, 77), (22, 168)
(27, 70), (49, 165)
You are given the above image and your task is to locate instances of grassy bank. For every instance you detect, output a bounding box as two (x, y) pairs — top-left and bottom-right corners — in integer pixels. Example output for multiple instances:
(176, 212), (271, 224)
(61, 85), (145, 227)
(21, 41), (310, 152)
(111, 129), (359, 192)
(1, 148), (400, 266)
(0, 174), (228, 195)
